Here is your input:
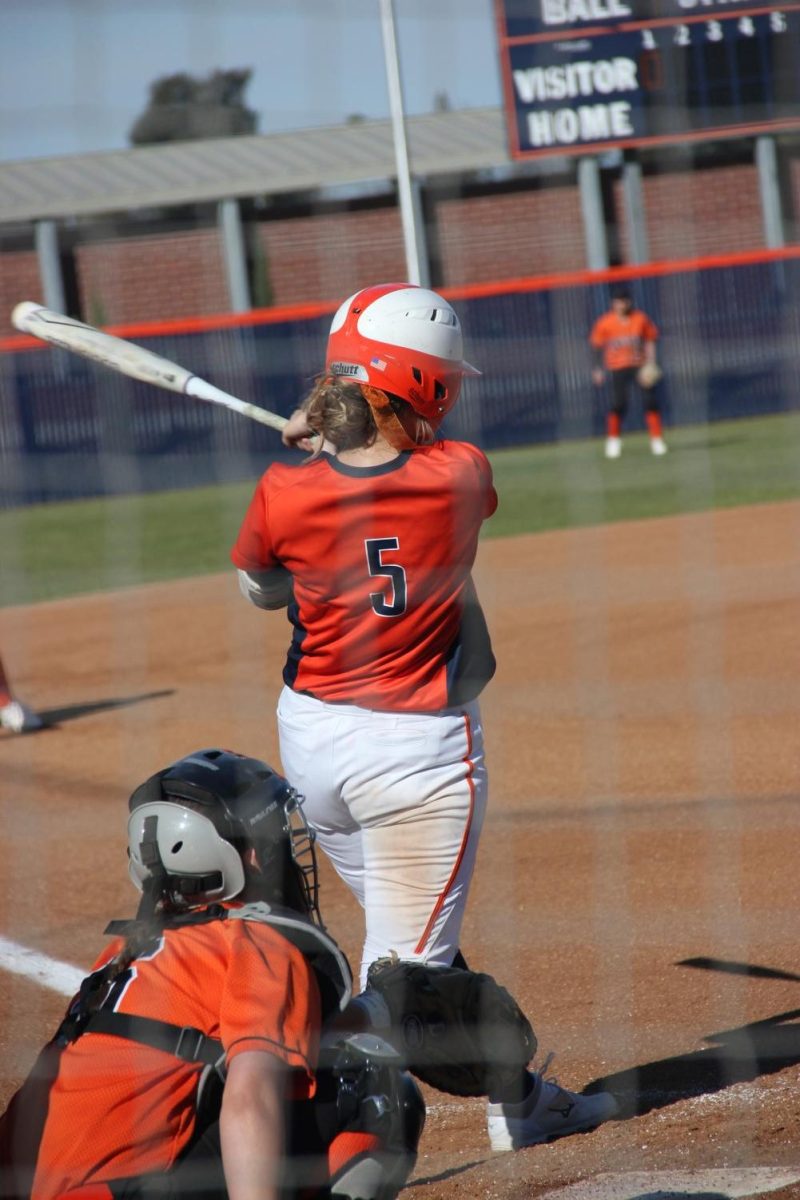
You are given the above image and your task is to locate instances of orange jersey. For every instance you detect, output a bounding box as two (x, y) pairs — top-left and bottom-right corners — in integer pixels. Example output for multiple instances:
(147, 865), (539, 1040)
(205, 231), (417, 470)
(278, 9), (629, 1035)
(32, 913), (320, 1200)
(589, 309), (658, 370)
(231, 441), (498, 712)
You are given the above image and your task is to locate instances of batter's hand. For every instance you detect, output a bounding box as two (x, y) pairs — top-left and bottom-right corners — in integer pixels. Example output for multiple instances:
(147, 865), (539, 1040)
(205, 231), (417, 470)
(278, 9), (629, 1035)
(281, 408), (317, 451)
(591, 368), (605, 387)
(282, 408), (337, 456)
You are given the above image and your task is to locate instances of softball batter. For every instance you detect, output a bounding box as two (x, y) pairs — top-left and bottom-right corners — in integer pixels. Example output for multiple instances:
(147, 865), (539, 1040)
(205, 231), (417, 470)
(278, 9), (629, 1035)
(232, 283), (495, 988)
(232, 283), (618, 1151)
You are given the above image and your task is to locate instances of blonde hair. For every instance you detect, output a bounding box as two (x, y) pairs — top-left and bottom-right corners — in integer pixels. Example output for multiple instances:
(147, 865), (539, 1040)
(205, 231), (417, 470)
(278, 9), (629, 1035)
(303, 376), (378, 456)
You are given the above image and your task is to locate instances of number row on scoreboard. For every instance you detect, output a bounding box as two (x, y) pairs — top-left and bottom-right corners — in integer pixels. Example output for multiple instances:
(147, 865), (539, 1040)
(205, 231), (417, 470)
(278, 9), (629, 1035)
(640, 11), (789, 47)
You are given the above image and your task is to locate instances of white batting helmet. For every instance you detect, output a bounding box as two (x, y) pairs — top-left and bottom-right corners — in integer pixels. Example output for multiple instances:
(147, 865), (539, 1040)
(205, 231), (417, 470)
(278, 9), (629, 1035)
(326, 283), (480, 427)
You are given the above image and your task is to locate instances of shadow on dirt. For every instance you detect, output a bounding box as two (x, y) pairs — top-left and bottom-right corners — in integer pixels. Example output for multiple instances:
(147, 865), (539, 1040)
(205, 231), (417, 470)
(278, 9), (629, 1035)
(589, 1005), (800, 1118)
(33, 690), (175, 728)
(406, 1159), (489, 1189)
(677, 956), (800, 983)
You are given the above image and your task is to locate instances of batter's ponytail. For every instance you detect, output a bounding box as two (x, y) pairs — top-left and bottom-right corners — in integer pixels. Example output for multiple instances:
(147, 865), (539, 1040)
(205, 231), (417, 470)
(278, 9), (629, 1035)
(302, 376), (378, 457)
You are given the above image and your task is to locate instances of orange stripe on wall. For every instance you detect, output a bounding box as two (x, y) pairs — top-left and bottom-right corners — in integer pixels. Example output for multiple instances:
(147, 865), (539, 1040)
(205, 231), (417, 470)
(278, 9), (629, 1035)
(441, 244), (800, 302)
(2, 245), (800, 355)
(0, 296), (342, 354)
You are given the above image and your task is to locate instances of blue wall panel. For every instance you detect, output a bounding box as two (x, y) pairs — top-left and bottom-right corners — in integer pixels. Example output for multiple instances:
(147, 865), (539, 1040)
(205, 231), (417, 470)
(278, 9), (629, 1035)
(2, 258), (799, 507)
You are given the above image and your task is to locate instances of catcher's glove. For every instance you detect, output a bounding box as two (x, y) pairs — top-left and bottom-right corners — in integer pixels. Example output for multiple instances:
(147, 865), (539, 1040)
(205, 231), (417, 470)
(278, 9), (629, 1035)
(637, 361), (663, 389)
(364, 957), (536, 1097)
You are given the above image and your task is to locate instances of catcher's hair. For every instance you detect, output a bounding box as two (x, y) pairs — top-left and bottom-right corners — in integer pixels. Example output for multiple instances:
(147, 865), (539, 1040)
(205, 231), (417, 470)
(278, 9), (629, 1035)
(303, 376), (378, 456)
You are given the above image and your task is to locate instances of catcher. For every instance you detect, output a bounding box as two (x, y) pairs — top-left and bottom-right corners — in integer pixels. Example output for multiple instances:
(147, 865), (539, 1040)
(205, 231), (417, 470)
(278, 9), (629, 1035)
(590, 284), (667, 459)
(0, 748), (424, 1200)
(0, 749), (616, 1200)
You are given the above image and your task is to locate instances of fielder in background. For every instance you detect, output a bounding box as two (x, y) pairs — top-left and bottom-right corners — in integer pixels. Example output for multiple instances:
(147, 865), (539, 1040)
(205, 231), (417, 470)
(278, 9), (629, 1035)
(231, 282), (617, 1152)
(0, 748), (426, 1200)
(0, 652), (42, 734)
(590, 284), (667, 459)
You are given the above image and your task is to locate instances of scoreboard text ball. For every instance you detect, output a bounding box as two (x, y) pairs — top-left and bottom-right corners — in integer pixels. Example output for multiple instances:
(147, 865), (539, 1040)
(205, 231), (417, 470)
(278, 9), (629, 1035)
(495, 1), (800, 158)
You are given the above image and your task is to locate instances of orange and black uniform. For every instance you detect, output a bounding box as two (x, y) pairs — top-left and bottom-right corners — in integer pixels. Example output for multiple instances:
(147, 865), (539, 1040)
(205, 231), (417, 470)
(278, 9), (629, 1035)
(25, 910), (320, 1200)
(590, 308), (657, 373)
(232, 441), (498, 712)
(589, 307), (660, 418)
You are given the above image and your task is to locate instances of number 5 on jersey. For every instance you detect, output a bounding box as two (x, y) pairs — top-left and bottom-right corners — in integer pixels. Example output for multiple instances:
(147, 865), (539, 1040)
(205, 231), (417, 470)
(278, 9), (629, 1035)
(365, 537), (407, 617)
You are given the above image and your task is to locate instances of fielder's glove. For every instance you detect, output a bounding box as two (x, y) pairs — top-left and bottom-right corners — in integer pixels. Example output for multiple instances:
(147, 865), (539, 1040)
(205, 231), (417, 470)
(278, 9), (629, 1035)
(637, 361), (663, 389)
(363, 956), (537, 1097)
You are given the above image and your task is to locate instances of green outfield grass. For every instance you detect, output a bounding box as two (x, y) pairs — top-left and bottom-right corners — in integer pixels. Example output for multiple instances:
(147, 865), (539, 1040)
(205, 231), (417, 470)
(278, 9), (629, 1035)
(2, 412), (800, 607)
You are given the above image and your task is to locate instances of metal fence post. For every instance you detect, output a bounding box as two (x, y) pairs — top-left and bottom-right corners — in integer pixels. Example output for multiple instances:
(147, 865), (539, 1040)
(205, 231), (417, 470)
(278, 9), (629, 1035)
(578, 157), (609, 272)
(622, 157), (649, 265)
(755, 135), (784, 250)
(218, 198), (251, 313)
(35, 219), (66, 313)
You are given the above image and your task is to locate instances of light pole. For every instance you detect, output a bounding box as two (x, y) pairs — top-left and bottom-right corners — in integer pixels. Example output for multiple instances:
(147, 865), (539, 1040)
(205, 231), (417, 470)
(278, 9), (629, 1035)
(378, 0), (428, 285)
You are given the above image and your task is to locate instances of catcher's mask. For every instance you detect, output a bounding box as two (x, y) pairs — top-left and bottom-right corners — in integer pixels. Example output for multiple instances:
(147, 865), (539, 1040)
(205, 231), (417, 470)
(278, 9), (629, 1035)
(325, 283), (480, 447)
(127, 748), (320, 923)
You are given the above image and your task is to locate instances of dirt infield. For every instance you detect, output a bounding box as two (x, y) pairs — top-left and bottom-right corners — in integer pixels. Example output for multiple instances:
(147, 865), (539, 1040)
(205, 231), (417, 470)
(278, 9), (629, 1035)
(2, 500), (800, 1198)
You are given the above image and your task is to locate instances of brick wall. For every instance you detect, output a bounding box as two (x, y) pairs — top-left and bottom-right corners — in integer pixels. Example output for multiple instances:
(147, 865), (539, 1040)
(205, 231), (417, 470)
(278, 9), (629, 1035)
(614, 163), (764, 263)
(786, 154), (800, 244)
(74, 227), (229, 324)
(0, 250), (41, 337)
(435, 185), (585, 283)
(0, 158), (791, 331)
(256, 207), (407, 307)
(252, 185), (588, 301)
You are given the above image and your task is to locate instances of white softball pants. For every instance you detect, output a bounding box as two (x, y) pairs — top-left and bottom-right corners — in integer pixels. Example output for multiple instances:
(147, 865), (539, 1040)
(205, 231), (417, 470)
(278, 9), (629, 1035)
(276, 686), (488, 987)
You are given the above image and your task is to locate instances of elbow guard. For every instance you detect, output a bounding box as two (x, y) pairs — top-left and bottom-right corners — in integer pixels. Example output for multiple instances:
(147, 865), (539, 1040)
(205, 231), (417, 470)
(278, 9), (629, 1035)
(237, 568), (292, 610)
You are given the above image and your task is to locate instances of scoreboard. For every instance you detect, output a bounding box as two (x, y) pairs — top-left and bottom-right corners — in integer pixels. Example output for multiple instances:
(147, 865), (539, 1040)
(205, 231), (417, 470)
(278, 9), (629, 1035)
(495, 2), (800, 158)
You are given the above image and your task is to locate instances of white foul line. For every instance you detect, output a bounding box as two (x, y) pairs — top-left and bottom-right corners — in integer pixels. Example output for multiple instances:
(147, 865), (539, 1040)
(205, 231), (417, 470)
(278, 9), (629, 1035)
(0, 935), (84, 996)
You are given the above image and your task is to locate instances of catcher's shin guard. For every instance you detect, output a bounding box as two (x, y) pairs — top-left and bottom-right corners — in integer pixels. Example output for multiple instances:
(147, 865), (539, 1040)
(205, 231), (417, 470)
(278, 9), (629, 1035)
(326, 1037), (425, 1200)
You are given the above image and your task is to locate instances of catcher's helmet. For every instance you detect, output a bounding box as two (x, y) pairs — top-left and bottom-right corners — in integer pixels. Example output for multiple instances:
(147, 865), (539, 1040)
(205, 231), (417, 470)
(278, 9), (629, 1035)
(128, 748), (319, 922)
(325, 283), (480, 426)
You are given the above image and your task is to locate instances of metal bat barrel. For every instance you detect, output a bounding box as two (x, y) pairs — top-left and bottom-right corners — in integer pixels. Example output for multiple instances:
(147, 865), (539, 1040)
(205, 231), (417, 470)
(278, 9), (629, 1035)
(10, 301), (287, 433)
